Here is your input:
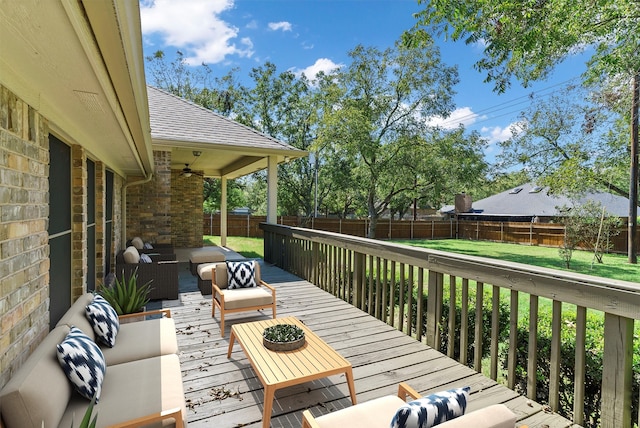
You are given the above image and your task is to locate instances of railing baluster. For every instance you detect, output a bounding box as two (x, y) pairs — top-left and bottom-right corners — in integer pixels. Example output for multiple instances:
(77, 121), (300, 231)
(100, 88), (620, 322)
(550, 300), (562, 411)
(490, 285), (499, 380)
(528, 295), (539, 400)
(460, 278), (469, 366)
(368, 254), (374, 314)
(390, 261), (396, 329)
(416, 268), (424, 342)
(574, 305), (586, 426)
(474, 281), (484, 372)
(406, 266), (414, 336)
(508, 290), (518, 389)
(375, 257), (381, 320)
(448, 275), (456, 359)
(426, 270), (443, 350)
(398, 263), (406, 332)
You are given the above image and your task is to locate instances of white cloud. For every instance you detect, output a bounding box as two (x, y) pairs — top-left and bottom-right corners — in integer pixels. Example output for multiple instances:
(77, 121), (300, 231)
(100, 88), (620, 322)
(427, 107), (484, 129)
(480, 124), (516, 144)
(268, 21), (293, 32)
(140, 0), (253, 65)
(293, 58), (342, 80)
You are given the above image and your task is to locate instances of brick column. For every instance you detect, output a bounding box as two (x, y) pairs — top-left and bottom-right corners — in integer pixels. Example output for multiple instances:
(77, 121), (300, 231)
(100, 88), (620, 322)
(71, 145), (87, 300)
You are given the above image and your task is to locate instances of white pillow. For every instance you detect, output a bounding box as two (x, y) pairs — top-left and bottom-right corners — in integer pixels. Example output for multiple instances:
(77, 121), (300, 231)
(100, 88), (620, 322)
(227, 261), (257, 289)
(85, 295), (120, 347)
(57, 327), (106, 402)
(122, 246), (140, 264)
(131, 237), (144, 249)
(390, 387), (470, 428)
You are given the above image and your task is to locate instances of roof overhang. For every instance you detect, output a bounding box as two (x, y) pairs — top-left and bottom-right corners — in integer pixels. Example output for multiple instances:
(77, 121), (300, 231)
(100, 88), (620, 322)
(0, 0), (153, 177)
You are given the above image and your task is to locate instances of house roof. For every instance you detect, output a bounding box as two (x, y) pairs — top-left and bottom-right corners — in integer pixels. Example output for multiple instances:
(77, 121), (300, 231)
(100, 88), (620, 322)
(441, 182), (635, 217)
(147, 86), (307, 179)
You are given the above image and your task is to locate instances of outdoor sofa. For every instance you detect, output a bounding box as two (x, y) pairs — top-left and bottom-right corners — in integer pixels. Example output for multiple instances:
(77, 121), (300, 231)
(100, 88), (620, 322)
(0, 293), (186, 428)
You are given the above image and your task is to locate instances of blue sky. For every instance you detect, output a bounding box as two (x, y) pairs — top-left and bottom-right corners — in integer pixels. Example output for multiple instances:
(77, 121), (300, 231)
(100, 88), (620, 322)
(140, 0), (589, 161)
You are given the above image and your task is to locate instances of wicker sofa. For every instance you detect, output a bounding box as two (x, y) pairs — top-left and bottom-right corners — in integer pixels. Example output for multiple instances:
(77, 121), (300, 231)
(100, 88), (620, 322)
(115, 246), (179, 300)
(0, 293), (186, 428)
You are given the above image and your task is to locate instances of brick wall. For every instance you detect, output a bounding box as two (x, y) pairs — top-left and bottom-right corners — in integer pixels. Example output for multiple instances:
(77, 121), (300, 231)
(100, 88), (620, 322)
(171, 169), (204, 248)
(0, 85), (50, 389)
(125, 150), (172, 246)
(71, 145), (87, 300)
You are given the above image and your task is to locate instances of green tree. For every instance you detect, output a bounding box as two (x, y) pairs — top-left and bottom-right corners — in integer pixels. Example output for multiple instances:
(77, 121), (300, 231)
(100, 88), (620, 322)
(318, 33), (478, 238)
(557, 200), (622, 268)
(203, 178), (246, 214)
(499, 85), (628, 197)
(412, 0), (640, 262)
(145, 50), (242, 116)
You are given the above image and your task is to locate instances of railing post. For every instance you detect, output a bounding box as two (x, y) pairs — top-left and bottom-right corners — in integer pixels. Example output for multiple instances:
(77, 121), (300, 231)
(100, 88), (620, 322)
(601, 313), (634, 427)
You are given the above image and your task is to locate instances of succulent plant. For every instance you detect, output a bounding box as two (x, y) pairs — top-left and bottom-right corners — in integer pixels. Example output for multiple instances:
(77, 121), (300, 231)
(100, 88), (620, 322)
(263, 324), (305, 343)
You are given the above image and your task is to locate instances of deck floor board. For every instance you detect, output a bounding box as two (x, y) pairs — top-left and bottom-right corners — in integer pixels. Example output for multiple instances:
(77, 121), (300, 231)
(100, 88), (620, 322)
(168, 261), (576, 427)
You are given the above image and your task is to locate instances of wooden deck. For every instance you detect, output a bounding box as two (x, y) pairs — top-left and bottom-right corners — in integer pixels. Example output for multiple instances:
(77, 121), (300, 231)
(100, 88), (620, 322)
(166, 261), (579, 428)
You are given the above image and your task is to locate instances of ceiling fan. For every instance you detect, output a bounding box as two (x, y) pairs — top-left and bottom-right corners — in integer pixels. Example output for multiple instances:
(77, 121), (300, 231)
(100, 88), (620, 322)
(180, 151), (204, 178)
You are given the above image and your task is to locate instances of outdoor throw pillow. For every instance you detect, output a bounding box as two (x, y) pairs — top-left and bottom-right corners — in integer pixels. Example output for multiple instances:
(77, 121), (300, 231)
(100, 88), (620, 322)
(57, 326), (106, 402)
(390, 386), (470, 428)
(143, 242), (153, 249)
(85, 294), (120, 347)
(227, 261), (257, 289)
(139, 253), (153, 263)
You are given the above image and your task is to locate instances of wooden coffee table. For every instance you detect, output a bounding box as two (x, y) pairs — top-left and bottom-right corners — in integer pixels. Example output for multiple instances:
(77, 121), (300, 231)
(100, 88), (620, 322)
(227, 316), (357, 427)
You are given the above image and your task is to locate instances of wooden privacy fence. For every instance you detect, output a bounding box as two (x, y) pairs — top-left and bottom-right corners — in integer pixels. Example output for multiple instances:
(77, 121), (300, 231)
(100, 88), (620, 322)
(205, 214), (635, 253)
(261, 223), (640, 428)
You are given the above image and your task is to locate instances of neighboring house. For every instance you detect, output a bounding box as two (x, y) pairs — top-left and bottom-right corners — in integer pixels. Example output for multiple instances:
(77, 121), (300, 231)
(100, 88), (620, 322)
(440, 182), (636, 222)
(0, 0), (304, 389)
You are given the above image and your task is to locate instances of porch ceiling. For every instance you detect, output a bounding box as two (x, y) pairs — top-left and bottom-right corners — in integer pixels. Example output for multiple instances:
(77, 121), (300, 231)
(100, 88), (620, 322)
(0, 0), (153, 177)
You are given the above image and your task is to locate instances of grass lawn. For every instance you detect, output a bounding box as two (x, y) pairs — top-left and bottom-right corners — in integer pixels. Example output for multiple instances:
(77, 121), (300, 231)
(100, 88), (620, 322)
(204, 235), (264, 259)
(389, 238), (640, 283)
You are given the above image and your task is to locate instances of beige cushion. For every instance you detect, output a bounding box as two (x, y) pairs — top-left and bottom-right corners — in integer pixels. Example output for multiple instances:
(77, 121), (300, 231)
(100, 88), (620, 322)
(189, 247), (225, 263)
(217, 286), (273, 310)
(313, 395), (406, 428)
(122, 245), (140, 264)
(0, 325), (73, 428)
(197, 262), (218, 280)
(214, 261), (261, 289)
(439, 404), (516, 428)
(56, 294), (178, 365)
(131, 236), (144, 250)
(59, 354), (186, 428)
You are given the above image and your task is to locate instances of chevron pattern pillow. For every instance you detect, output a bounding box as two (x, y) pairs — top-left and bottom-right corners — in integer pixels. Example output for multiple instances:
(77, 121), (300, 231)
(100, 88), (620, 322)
(85, 294), (120, 347)
(57, 327), (106, 402)
(390, 387), (470, 428)
(227, 261), (256, 289)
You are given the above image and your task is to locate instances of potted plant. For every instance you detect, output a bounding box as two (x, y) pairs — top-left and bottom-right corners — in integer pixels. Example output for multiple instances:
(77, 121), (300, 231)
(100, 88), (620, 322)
(99, 267), (152, 320)
(263, 324), (306, 351)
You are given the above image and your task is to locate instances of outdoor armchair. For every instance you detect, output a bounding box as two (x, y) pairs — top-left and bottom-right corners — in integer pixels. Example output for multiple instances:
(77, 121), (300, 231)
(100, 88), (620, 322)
(115, 246), (179, 300)
(210, 260), (276, 336)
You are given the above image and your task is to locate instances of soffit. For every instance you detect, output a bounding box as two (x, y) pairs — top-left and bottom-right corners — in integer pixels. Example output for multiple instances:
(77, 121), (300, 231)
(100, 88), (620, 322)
(0, 0), (152, 177)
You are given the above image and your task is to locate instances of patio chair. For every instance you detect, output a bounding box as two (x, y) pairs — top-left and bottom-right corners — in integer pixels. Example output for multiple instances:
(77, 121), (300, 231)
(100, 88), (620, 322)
(302, 382), (518, 428)
(210, 261), (276, 336)
(127, 236), (175, 254)
(115, 246), (179, 300)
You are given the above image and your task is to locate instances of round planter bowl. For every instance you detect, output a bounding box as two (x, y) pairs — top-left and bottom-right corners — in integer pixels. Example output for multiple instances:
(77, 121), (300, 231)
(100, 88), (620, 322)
(263, 335), (306, 352)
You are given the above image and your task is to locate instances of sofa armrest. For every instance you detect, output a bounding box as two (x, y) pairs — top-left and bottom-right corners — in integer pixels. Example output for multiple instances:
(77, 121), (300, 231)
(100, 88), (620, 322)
(302, 410), (322, 428)
(103, 407), (184, 428)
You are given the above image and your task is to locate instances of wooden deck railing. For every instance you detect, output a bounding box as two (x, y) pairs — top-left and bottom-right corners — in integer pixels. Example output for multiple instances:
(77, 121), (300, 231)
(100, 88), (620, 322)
(261, 223), (640, 428)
